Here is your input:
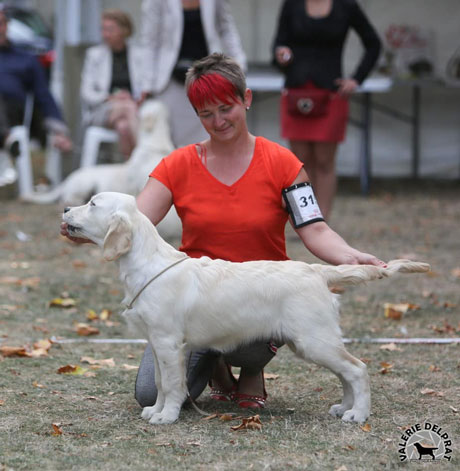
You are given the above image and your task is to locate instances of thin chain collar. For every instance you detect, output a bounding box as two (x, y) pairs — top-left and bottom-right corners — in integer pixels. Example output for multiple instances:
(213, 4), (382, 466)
(125, 257), (189, 310)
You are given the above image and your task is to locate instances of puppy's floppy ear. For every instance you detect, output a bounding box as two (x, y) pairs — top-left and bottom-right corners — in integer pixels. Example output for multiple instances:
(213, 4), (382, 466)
(103, 212), (132, 261)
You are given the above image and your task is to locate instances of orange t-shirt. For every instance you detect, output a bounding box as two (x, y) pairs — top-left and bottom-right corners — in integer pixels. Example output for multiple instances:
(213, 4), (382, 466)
(150, 136), (303, 262)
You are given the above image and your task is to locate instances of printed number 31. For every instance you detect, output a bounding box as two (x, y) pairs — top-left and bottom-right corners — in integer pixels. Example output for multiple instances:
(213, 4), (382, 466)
(300, 195), (315, 207)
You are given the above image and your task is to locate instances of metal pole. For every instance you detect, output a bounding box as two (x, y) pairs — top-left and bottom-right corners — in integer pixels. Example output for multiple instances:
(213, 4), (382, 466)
(359, 93), (372, 195)
(412, 84), (421, 178)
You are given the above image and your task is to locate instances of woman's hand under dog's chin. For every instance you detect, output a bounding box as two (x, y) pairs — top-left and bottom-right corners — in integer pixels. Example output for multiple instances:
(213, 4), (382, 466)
(60, 222), (94, 245)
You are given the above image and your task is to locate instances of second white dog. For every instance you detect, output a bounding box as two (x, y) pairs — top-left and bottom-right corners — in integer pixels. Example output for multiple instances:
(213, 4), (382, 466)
(23, 100), (181, 239)
(62, 192), (430, 425)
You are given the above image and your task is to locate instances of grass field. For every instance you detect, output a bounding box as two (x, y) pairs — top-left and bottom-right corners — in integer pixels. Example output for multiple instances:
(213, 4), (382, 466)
(0, 178), (459, 470)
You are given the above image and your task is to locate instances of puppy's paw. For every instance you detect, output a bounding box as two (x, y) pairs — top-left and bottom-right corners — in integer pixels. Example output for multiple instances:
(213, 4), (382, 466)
(329, 404), (348, 418)
(341, 408), (369, 424)
(141, 405), (161, 420)
(148, 410), (179, 425)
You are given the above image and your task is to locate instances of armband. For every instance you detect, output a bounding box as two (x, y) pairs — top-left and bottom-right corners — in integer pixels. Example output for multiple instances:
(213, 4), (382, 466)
(282, 182), (324, 228)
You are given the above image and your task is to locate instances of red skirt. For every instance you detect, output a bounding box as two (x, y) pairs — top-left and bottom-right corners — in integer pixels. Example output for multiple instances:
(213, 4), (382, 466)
(280, 81), (349, 142)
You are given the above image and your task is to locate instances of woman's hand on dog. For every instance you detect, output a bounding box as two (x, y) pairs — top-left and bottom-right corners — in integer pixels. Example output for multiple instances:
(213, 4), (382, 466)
(346, 250), (387, 268)
(60, 222), (93, 244)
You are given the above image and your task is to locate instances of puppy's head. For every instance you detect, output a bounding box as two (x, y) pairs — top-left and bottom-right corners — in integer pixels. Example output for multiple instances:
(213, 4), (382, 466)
(62, 192), (135, 261)
(138, 100), (169, 134)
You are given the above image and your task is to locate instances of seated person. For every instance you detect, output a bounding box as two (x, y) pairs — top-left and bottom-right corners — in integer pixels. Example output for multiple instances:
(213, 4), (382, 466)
(0, 6), (72, 154)
(80, 9), (152, 159)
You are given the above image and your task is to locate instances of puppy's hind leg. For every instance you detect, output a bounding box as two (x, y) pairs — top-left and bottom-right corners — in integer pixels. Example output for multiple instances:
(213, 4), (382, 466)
(328, 372), (354, 419)
(147, 337), (187, 425)
(288, 338), (370, 423)
(141, 343), (165, 421)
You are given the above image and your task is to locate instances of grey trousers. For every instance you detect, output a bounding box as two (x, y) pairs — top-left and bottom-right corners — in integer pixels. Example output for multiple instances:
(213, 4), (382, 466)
(134, 341), (280, 408)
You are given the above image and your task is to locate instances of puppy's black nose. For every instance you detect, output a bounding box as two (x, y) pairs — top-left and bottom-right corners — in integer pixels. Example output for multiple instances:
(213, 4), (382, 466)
(64, 207), (71, 213)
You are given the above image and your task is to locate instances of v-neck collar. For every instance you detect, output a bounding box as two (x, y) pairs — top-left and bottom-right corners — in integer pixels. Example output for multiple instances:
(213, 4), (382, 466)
(304, 0), (334, 20)
(193, 137), (260, 190)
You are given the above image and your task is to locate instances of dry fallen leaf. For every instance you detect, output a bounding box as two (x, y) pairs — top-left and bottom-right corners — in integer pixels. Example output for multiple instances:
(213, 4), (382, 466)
(379, 343), (402, 352)
(360, 423), (371, 432)
(100, 309), (111, 321)
(51, 423), (63, 436)
(384, 303), (420, 320)
(34, 339), (53, 350)
(72, 260), (87, 268)
(49, 297), (76, 308)
(0, 276), (40, 287)
(264, 373), (279, 380)
(86, 309), (99, 321)
(219, 413), (236, 422)
(32, 381), (47, 389)
(231, 415), (262, 431)
(57, 364), (88, 375)
(420, 388), (445, 397)
(28, 339), (54, 358)
(81, 356), (115, 367)
(0, 346), (30, 357)
(74, 323), (100, 336)
(29, 348), (49, 358)
(379, 361), (394, 374)
(450, 268), (460, 278)
(0, 400), (5, 406)
(429, 321), (458, 335)
(122, 364), (139, 371)
(343, 445), (355, 451)
(429, 365), (441, 372)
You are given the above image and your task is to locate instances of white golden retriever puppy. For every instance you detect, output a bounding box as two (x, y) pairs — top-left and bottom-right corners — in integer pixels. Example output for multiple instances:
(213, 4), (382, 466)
(62, 192), (430, 425)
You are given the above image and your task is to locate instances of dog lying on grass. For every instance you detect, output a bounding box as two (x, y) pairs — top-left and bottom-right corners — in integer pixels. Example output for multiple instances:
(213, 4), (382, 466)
(62, 191), (430, 425)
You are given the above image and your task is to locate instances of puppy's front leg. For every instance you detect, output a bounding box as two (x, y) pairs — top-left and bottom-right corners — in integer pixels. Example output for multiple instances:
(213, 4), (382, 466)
(141, 343), (165, 421)
(148, 338), (187, 425)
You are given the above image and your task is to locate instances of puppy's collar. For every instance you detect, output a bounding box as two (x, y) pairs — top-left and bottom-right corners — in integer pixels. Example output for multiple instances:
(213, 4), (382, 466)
(125, 256), (189, 310)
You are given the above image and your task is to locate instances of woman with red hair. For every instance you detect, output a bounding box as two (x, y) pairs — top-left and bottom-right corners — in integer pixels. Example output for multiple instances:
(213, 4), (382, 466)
(130, 53), (386, 411)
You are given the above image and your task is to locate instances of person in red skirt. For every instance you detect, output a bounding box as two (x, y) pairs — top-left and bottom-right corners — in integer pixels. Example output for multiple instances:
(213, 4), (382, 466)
(273, 0), (381, 219)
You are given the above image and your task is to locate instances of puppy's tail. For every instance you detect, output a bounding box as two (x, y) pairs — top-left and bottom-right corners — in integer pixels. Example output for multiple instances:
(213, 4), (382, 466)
(317, 259), (430, 289)
(20, 186), (62, 204)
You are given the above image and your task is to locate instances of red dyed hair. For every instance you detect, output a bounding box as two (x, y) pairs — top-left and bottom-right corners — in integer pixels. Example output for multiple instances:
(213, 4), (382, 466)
(187, 73), (241, 110)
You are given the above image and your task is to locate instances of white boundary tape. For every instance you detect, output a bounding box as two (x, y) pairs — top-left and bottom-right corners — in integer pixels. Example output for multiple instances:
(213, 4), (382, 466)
(343, 338), (460, 344)
(49, 336), (460, 345)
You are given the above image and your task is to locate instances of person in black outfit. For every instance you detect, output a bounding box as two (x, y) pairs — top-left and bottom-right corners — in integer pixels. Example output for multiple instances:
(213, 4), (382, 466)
(273, 0), (381, 219)
(139, 0), (247, 147)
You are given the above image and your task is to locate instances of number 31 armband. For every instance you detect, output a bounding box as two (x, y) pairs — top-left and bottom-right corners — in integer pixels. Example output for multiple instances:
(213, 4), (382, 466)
(282, 182), (324, 228)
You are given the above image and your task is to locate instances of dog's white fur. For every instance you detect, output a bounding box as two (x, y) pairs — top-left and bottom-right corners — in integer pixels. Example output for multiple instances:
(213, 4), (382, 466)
(62, 192), (430, 425)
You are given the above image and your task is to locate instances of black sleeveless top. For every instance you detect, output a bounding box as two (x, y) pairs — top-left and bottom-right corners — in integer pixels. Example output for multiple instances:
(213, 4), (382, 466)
(110, 48), (132, 93)
(172, 8), (209, 82)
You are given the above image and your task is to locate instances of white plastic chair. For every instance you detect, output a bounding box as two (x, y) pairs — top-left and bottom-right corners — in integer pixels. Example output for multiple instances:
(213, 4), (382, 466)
(80, 126), (119, 167)
(4, 94), (35, 196)
(6, 125), (33, 196)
